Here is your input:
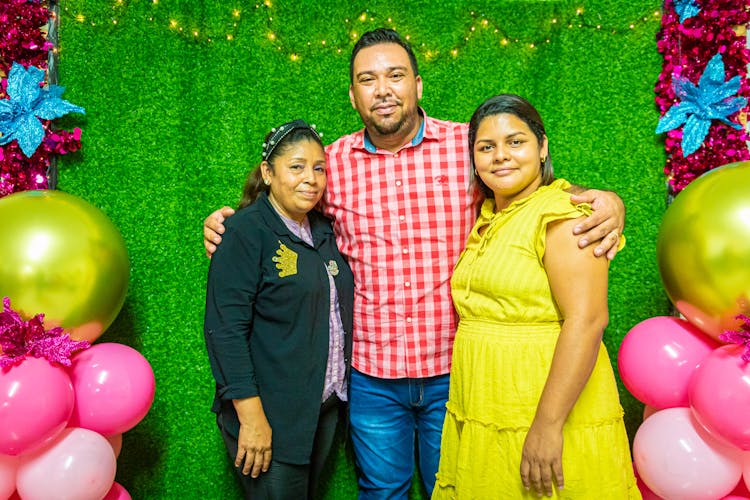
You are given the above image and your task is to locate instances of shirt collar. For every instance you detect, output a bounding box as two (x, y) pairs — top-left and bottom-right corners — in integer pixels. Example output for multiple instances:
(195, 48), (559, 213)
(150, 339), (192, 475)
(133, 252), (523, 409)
(362, 108), (427, 153)
(258, 193), (333, 244)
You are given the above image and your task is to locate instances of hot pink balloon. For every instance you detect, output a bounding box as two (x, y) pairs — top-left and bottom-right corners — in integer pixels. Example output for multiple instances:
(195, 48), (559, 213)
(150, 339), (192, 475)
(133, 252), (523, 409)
(633, 407), (742, 500)
(16, 427), (116, 500)
(690, 345), (750, 450)
(0, 357), (74, 455)
(0, 454), (18, 500)
(102, 481), (131, 500)
(68, 343), (155, 437)
(618, 316), (719, 409)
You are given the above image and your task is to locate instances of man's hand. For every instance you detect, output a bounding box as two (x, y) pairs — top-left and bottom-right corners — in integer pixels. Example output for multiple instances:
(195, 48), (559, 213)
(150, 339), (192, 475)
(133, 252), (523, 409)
(570, 190), (625, 260)
(204, 206), (235, 257)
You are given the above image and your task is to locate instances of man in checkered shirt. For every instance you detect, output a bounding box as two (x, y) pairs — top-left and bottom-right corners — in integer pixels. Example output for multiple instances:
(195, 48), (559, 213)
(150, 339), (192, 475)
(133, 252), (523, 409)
(203, 28), (624, 500)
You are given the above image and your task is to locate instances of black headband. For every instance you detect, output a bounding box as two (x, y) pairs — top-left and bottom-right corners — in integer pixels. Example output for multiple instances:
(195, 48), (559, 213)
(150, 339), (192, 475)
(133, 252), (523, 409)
(261, 119), (322, 160)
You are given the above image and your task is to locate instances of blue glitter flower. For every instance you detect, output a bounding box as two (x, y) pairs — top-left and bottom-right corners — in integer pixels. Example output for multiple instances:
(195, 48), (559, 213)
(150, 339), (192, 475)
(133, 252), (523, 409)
(673, 0), (700, 23)
(0, 62), (85, 158)
(655, 53), (747, 157)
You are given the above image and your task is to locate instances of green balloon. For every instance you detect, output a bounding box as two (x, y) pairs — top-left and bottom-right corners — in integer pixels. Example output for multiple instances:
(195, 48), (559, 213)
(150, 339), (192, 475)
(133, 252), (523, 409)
(657, 161), (750, 340)
(0, 190), (129, 342)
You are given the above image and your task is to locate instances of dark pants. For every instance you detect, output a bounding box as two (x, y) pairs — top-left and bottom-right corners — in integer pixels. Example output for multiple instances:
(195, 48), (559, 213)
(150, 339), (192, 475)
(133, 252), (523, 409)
(218, 394), (341, 499)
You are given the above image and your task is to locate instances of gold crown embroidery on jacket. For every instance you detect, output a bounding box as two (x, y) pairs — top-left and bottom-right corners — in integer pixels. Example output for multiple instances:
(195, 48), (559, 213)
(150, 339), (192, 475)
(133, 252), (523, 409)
(272, 241), (298, 277)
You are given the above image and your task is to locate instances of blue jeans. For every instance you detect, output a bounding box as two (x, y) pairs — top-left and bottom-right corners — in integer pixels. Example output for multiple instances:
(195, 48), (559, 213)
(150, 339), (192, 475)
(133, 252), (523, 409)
(349, 368), (450, 500)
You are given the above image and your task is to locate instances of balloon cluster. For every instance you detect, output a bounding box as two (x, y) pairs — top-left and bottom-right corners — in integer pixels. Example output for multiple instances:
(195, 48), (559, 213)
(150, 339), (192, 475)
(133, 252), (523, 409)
(618, 162), (750, 500)
(0, 190), (155, 500)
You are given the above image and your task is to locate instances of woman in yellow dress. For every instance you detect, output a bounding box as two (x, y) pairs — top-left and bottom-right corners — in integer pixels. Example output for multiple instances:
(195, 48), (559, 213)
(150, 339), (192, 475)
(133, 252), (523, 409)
(433, 94), (640, 499)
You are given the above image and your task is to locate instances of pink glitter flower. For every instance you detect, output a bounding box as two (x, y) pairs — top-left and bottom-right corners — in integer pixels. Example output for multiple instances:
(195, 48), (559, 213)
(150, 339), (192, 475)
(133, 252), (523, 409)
(0, 297), (90, 369)
(719, 315), (750, 362)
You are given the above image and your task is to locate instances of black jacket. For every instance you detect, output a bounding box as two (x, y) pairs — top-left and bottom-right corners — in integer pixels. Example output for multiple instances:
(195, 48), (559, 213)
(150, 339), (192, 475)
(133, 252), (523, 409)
(204, 193), (354, 464)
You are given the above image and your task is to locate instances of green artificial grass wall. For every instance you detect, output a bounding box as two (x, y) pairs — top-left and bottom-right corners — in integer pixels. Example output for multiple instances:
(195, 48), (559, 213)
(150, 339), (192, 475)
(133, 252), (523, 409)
(57, 0), (668, 497)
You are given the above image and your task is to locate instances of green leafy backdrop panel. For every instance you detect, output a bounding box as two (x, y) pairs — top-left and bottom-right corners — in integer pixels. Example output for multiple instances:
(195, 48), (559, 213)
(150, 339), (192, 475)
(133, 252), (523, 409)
(57, 0), (667, 498)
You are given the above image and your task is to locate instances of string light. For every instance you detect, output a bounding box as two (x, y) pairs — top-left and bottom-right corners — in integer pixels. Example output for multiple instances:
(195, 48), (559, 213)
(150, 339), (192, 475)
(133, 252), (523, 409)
(58, 2), (662, 63)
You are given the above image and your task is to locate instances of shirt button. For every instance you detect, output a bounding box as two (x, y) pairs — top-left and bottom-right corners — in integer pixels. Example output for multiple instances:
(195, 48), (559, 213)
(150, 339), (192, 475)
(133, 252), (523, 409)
(406, 317), (412, 323)
(402, 248), (408, 254)
(394, 153), (399, 158)
(395, 180), (402, 186)
(405, 281), (411, 287)
(399, 215), (405, 221)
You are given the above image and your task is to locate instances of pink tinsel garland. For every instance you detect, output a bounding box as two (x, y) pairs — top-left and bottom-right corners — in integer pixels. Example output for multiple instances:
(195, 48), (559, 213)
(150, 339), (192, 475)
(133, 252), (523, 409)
(656, 0), (750, 194)
(0, 0), (82, 197)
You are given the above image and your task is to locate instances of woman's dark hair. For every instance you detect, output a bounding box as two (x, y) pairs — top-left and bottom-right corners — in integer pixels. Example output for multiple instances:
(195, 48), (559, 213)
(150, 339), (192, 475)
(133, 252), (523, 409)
(468, 94), (554, 199)
(238, 124), (324, 209)
(349, 28), (419, 83)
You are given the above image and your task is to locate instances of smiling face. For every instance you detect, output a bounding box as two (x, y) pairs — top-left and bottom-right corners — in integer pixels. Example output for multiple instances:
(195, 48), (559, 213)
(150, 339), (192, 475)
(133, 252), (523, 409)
(473, 113), (548, 211)
(261, 138), (326, 222)
(348, 43), (423, 148)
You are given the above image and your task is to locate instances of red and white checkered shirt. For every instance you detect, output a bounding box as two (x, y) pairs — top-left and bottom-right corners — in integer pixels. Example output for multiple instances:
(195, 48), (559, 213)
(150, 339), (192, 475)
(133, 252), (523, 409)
(322, 111), (480, 379)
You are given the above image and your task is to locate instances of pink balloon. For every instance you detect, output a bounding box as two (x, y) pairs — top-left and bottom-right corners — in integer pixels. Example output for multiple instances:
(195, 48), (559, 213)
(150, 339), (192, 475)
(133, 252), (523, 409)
(690, 345), (750, 450)
(618, 316), (719, 409)
(16, 427), (116, 500)
(102, 481), (132, 500)
(0, 357), (74, 455)
(634, 462), (665, 499)
(0, 454), (18, 500)
(68, 343), (155, 436)
(633, 407), (742, 500)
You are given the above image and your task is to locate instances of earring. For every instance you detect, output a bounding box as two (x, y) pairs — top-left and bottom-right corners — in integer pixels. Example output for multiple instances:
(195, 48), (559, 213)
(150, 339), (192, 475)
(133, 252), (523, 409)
(540, 157), (547, 164)
(263, 179), (271, 186)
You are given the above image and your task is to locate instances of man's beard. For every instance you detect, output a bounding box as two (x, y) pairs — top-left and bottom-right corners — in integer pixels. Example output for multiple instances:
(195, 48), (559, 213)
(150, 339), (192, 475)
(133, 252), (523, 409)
(369, 107), (416, 136)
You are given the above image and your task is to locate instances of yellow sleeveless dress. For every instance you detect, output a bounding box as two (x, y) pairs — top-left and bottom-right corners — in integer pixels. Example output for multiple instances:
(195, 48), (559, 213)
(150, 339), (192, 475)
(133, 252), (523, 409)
(433, 179), (640, 500)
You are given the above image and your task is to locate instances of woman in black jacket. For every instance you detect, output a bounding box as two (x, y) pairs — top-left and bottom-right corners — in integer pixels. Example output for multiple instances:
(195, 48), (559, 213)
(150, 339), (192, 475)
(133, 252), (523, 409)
(204, 120), (354, 499)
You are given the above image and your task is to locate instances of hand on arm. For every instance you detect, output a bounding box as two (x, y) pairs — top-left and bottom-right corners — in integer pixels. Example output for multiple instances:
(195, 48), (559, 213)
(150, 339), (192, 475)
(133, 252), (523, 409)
(204, 206), (236, 257)
(233, 396), (272, 477)
(567, 188), (625, 260)
(519, 217), (610, 497)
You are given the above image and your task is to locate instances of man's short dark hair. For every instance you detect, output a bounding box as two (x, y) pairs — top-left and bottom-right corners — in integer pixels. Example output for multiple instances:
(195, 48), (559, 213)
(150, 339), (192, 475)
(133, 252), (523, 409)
(349, 28), (419, 83)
